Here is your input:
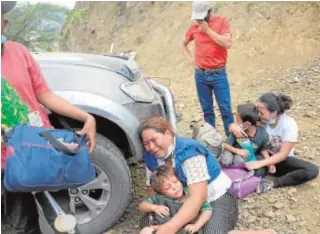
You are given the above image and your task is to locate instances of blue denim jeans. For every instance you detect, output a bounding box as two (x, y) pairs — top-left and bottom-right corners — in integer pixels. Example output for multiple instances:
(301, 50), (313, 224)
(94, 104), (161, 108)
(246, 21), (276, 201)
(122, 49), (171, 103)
(195, 68), (234, 135)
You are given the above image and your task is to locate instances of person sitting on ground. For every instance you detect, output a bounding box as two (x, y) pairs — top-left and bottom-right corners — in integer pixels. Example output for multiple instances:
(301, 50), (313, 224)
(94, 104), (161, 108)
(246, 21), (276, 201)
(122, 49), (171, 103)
(139, 165), (212, 234)
(229, 93), (319, 193)
(139, 116), (238, 234)
(220, 104), (276, 177)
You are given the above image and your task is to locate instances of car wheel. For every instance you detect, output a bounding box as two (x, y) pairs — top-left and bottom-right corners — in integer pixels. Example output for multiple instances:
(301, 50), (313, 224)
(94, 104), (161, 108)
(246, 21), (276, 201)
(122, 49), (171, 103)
(72, 134), (132, 233)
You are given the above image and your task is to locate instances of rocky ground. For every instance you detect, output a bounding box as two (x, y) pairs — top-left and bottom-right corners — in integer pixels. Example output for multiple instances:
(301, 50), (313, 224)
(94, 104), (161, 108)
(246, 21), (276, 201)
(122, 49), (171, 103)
(108, 58), (320, 234)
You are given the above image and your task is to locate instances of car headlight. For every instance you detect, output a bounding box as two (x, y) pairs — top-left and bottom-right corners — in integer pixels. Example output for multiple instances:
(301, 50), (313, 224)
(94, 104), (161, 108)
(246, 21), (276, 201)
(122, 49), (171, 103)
(121, 78), (154, 103)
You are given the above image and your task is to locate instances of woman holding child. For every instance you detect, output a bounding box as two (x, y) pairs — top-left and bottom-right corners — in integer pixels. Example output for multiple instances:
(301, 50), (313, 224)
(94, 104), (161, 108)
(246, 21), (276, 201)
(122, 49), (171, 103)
(230, 92), (319, 193)
(139, 116), (238, 234)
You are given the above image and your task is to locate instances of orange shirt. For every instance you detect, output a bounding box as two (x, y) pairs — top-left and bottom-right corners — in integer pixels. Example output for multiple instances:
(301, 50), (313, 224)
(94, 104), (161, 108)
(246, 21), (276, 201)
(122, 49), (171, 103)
(185, 16), (231, 69)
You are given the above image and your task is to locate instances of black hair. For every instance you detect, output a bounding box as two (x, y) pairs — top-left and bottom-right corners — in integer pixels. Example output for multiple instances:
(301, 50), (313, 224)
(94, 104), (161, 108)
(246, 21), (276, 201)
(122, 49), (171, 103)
(204, 9), (212, 22)
(258, 93), (293, 114)
(237, 103), (259, 126)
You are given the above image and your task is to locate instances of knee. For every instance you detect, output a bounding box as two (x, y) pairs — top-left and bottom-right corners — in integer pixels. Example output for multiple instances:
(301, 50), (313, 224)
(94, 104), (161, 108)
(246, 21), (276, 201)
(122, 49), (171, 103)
(220, 151), (233, 166)
(233, 155), (245, 165)
(254, 167), (268, 177)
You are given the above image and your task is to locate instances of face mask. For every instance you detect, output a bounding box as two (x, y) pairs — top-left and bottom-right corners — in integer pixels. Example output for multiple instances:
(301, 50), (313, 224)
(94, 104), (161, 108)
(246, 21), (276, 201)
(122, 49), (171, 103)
(1, 35), (7, 44)
(265, 112), (277, 125)
(161, 144), (174, 161)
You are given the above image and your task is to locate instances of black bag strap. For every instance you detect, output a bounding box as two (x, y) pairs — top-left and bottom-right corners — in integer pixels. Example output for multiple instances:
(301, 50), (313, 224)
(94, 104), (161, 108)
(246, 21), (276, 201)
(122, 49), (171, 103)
(57, 115), (74, 132)
(56, 115), (82, 142)
(39, 131), (77, 156)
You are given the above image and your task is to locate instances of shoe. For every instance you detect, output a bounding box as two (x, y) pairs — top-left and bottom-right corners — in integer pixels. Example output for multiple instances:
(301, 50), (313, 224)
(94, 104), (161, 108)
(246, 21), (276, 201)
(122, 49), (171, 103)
(256, 179), (273, 194)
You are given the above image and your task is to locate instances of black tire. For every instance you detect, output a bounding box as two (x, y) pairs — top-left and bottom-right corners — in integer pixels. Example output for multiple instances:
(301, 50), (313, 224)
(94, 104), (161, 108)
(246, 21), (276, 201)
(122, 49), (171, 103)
(77, 134), (132, 233)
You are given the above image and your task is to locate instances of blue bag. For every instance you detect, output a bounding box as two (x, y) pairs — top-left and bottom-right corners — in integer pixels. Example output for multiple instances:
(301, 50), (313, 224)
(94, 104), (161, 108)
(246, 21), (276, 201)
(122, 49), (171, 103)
(3, 124), (95, 192)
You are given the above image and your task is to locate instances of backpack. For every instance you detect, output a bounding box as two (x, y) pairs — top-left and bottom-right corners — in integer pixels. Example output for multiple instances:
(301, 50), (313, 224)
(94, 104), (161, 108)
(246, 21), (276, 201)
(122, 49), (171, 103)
(3, 124), (95, 192)
(190, 121), (223, 158)
(222, 165), (262, 198)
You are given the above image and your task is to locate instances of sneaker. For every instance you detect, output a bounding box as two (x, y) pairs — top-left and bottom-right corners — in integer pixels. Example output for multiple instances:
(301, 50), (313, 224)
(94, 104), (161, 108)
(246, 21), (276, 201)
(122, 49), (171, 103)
(256, 179), (273, 194)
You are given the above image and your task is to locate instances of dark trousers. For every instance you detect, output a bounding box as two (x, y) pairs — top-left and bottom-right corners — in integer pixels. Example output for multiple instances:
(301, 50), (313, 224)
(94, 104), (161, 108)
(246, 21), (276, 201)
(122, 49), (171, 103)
(273, 157), (319, 188)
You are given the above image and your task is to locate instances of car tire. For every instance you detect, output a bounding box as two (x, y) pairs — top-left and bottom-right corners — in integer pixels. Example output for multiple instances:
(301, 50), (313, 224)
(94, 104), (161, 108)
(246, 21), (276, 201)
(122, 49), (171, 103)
(76, 134), (132, 233)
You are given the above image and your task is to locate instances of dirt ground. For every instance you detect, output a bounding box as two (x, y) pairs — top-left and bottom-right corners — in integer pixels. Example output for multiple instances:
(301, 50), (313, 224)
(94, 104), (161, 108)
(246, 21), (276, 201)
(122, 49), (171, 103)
(62, 2), (320, 233)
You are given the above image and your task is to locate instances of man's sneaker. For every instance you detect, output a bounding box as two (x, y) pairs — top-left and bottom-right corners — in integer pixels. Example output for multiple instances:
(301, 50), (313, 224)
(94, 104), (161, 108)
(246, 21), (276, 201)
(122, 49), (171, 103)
(256, 179), (274, 194)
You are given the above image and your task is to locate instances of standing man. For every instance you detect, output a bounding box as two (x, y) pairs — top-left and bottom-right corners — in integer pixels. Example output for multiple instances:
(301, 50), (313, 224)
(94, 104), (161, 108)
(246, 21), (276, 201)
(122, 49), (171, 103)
(181, 1), (234, 135)
(2, 1), (96, 233)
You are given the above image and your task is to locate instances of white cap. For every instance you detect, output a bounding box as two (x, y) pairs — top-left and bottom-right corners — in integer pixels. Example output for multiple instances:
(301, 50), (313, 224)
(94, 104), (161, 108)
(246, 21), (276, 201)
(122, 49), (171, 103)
(191, 1), (212, 20)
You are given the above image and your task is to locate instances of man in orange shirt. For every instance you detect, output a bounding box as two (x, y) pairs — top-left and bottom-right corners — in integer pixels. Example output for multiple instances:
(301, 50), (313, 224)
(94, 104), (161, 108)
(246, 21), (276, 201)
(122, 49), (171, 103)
(181, 1), (234, 136)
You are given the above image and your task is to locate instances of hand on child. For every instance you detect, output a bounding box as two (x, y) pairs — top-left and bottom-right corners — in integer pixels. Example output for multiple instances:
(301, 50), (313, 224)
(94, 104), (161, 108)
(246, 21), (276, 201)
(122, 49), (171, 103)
(184, 224), (200, 234)
(152, 205), (169, 217)
(236, 149), (250, 158)
(268, 165), (276, 174)
(245, 160), (264, 170)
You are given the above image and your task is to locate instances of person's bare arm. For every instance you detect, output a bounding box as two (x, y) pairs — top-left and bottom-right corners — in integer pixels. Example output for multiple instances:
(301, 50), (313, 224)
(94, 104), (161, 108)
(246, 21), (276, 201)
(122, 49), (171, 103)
(223, 143), (238, 154)
(259, 142), (294, 166)
(181, 39), (198, 70)
(260, 149), (270, 159)
(206, 30), (232, 49)
(224, 143), (249, 158)
(139, 201), (156, 213)
(198, 21), (232, 49)
(246, 142), (295, 170)
(193, 210), (212, 230)
(37, 91), (96, 152)
(139, 201), (169, 218)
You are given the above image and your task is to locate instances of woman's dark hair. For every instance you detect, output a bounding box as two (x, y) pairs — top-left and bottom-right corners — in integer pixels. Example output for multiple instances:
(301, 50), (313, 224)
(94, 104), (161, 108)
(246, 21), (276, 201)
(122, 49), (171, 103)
(237, 103), (259, 126)
(139, 116), (175, 138)
(258, 93), (293, 114)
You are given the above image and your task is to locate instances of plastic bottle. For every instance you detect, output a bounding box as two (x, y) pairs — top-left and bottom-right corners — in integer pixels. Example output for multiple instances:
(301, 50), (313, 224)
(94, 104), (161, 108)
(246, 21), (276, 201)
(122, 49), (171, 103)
(238, 138), (256, 162)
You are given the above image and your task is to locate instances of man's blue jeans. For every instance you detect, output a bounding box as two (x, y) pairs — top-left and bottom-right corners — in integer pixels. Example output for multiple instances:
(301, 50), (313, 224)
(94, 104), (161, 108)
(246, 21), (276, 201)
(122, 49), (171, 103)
(195, 68), (234, 135)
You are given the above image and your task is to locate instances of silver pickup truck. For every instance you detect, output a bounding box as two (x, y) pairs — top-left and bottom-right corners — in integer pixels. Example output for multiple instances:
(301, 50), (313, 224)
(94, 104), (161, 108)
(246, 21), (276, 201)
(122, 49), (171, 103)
(34, 52), (178, 234)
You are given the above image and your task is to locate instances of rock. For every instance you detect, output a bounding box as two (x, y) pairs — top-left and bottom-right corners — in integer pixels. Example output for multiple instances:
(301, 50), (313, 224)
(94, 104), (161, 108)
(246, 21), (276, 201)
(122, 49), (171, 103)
(298, 221), (307, 227)
(286, 214), (297, 222)
(272, 202), (285, 209)
(247, 215), (256, 223)
(307, 155), (315, 160)
(263, 210), (274, 218)
(134, 224), (140, 229)
(288, 188), (297, 194)
(243, 210), (250, 219)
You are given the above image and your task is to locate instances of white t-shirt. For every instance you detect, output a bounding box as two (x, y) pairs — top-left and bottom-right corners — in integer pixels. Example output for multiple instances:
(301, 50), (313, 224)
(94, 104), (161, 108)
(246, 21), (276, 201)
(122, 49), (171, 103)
(265, 114), (298, 157)
(145, 155), (231, 202)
